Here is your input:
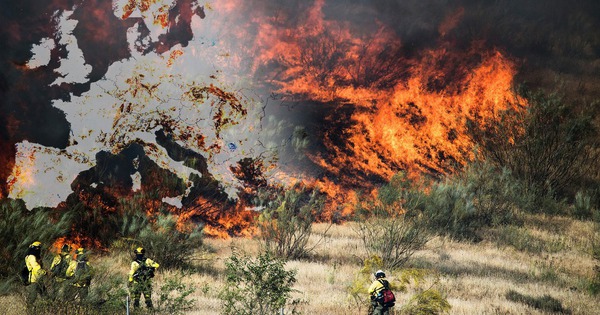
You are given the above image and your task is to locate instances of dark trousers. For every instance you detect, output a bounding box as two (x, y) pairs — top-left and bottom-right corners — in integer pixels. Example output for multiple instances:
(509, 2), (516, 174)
(131, 281), (153, 308)
(370, 301), (390, 315)
(26, 282), (46, 306)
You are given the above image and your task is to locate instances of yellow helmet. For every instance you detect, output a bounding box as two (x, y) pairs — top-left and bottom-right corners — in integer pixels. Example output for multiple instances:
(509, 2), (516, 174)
(76, 248), (85, 255)
(134, 247), (145, 255)
(30, 241), (41, 248)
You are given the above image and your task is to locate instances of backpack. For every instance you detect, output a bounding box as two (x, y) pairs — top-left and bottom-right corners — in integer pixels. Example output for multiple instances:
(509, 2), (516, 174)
(375, 279), (396, 307)
(51, 255), (69, 278)
(132, 259), (155, 282)
(19, 265), (30, 286)
(73, 261), (91, 286)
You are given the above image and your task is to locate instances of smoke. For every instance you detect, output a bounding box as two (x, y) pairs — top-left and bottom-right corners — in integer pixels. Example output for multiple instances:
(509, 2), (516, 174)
(1, 0), (598, 218)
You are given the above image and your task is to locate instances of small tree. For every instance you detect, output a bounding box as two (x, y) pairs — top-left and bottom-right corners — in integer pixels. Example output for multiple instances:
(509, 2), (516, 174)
(257, 184), (327, 260)
(219, 251), (299, 315)
(354, 174), (431, 269)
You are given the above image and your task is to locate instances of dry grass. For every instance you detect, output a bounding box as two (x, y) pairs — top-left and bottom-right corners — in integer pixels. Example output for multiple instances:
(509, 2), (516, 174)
(2, 217), (599, 314)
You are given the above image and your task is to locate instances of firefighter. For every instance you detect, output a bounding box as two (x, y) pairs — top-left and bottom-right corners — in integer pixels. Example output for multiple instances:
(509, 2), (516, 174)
(368, 270), (392, 315)
(128, 247), (159, 308)
(49, 243), (72, 299)
(50, 244), (72, 281)
(25, 241), (47, 305)
(65, 247), (92, 301)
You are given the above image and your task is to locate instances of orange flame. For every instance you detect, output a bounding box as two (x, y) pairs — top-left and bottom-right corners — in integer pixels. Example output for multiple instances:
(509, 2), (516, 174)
(250, 1), (525, 181)
(7, 148), (36, 198)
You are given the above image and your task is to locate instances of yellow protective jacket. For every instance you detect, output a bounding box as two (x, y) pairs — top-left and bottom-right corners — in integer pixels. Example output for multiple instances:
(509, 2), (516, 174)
(128, 258), (159, 283)
(25, 255), (45, 283)
(50, 253), (71, 280)
(66, 260), (92, 287)
(368, 278), (386, 298)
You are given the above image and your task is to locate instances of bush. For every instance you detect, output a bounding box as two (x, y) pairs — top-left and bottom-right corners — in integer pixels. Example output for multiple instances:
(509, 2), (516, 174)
(219, 251), (299, 315)
(420, 163), (523, 241)
(572, 190), (597, 220)
(257, 184), (327, 260)
(154, 272), (196, 315)
(468, 88), (600, 202)
(354, 173), (431, 269)
(0, 199), (71, 293)
(135, 214), (204, 269)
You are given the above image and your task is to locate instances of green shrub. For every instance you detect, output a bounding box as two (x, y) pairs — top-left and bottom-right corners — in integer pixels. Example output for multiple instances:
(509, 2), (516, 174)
(505, 290), (570, 314)
(135, 214), (204, 269)
(420, 163), (523, 241)
(219, 250), (299, 315)
(572, 190), (597, 220)
(154, 272), (196, 315)
(257, 184), (327, 260)
(0, 199), (71, 293)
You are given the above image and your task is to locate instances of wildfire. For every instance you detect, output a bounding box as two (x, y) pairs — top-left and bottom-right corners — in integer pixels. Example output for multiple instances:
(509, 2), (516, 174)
(5, 0), (531, 241)
(240, 0), (526, 217)
(6, 147), (36, 199)
(250, 4), (520, 174)
(52, 235), (102, 253)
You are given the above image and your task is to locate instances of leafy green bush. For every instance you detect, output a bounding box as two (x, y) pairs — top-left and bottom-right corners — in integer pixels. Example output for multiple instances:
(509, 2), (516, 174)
(257, 184), (327, 260)
(219, 251), (299, 315)
(154, 272), (196, 315)
(0, 199), (71, 293)
(505, 290), (570, 314)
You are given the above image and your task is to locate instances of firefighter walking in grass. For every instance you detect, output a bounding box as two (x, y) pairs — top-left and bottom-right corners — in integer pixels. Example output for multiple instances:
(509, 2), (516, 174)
(128, 247), (159, 309)
(65, 247), (92, 301)
(49, 244), (72, 299)
(368, 270), (396, 315)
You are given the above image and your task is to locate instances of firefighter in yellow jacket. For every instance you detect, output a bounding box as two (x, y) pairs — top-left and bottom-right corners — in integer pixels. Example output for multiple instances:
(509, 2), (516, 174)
(25, 241), (47, 305)
(128, 247), (159, 308)
(368, 270), (392, 315)
(65, 247), (92, 301)
(49, 244), (72, 299)
(50, 244), (72, 282)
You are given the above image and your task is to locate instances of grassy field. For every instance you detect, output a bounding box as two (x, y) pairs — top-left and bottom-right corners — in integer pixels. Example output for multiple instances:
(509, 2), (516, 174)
(1, 215), (599, 315)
